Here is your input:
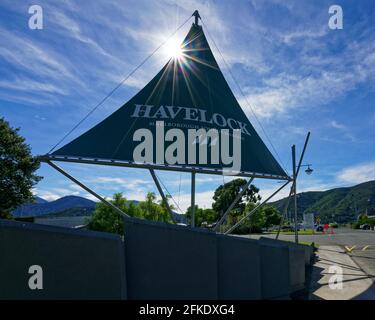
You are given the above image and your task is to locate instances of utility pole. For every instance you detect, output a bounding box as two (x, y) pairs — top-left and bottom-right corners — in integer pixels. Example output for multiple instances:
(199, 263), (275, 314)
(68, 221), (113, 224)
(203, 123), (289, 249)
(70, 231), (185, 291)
(292, 145), (298, 244)
(191, 171), (196, 227)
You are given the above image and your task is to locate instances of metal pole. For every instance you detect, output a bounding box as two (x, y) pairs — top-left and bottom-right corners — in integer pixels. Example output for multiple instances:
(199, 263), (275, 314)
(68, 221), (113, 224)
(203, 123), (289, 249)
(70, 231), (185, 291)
(191, 171), (196, 227)
(214, 177), (255, 231)
(225, 180), (290, 234)
(292, 145), (298, 243)
(276, 132), (311, 240)
(295, 132), (311, 177)
(149, 169), (176, 223)
(275, 185), (293, 239)
(46, 160), (129, 218)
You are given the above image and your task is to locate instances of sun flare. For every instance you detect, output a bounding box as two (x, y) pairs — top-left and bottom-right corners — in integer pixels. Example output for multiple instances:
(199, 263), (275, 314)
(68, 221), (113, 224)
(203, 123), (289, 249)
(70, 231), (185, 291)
(164, 38), (183, 59)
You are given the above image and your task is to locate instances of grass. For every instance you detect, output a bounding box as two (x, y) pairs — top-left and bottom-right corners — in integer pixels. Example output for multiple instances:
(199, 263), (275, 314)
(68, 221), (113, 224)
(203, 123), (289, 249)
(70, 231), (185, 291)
(268, 229), (322, 235)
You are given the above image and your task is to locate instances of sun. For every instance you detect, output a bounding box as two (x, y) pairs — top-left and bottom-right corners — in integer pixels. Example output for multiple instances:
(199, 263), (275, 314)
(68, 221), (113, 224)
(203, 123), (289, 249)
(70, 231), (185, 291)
(164, 37), (183, 59)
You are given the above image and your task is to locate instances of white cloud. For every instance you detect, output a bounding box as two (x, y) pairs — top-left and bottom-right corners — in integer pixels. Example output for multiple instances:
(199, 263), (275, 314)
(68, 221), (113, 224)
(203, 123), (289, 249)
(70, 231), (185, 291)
(0, 78), (67, 95)
(50, 10), (121, 63)
(85, 176), (152, 190)
(174, 190), (215, 212)
(0, 28), (75, 81)
(337, 162), (375, 184)
(34, 190), (61, 201)
(330, 120), (346, 130)
(240, 67), (369, 118)
(281, 27), (328, 45)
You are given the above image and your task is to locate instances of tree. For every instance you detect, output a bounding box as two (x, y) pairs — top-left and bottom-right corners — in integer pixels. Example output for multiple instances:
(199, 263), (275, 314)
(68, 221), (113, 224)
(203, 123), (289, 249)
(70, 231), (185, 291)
(263, 206), (282, 228)
(139, 192), (173, 223)
(0, 118), (41, 218)
(159, 195), (176, 219)
(185, 205), (218, 227)
(86, 193), (143, 234)
(212, 178), (261, 220)
(228, 204), (282, 234)
(232, 202), (265, 234)
(87, 192), (175, 234)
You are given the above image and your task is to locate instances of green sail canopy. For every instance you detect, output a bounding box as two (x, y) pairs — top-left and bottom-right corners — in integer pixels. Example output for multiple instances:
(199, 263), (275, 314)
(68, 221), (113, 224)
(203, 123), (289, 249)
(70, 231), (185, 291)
(50, 23), (289, 180)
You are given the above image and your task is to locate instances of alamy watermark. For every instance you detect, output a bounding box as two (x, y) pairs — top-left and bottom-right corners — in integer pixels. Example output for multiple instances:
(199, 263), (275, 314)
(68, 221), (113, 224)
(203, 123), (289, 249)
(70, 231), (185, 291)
(328, 5), (343, 30)
(328, 265), (343, 290)
(28, 265), (43, 290)
(131, 104), (243, 175)
(28, 5), (43, 30)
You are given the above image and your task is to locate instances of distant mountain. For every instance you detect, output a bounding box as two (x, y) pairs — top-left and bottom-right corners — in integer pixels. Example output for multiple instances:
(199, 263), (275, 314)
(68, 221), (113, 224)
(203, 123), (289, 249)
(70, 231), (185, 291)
(171, 211), (187, 224)
(271, 180), (375, 223)
(12, 195), (187, 223)
(12, 196), (96, 217)
(37, 207), (95, 218)
(34, 196), (48, 204)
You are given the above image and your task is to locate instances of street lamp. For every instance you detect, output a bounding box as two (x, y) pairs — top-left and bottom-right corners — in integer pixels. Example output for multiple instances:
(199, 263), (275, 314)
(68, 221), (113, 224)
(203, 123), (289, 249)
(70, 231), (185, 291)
(299, 164), (313, 175)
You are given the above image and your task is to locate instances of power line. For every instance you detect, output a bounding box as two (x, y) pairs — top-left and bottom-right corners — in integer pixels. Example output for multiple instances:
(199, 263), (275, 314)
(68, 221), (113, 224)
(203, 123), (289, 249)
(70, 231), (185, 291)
(155, 172), (185, 215)
(201, 19), (288, 174)
(48, 15), (193, 154)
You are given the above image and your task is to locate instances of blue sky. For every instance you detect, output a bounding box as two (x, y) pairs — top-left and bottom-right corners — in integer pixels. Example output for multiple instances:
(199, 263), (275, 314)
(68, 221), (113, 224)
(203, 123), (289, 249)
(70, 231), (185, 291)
(1, 0), (375, 212)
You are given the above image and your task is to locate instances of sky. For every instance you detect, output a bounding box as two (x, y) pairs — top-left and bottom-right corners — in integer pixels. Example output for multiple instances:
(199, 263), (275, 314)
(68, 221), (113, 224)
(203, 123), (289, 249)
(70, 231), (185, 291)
(1, 0), (375, 213)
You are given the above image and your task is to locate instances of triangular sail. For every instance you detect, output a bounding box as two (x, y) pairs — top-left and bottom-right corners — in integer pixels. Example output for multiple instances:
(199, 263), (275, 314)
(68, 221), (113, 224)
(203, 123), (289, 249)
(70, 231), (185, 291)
(50, 23), (288, 180)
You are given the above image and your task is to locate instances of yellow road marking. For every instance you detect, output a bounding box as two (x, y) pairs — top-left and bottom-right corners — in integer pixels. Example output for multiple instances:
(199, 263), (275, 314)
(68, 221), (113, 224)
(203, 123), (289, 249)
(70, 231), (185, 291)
(362, 245), (370, 251)
(345, 245), (356, 253)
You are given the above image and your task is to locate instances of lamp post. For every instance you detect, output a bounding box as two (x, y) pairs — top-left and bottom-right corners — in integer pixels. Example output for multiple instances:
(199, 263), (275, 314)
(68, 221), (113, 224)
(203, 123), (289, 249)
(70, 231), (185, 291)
(293, 161), (314, 243)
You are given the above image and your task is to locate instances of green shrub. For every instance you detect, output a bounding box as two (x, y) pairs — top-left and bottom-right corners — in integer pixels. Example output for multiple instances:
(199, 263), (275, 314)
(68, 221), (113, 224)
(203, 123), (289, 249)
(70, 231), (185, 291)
(329, 223), (338, 228)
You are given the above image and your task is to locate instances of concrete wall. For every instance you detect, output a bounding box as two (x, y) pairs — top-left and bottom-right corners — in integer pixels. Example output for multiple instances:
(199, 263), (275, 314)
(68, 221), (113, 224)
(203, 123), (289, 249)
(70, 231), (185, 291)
(259, 241), (290, 299)
(0, 220), (126, 300)
(260, 237), (313, 266)
(0, 218), (308, 300)
(259, 237), (306, 293)
(259, 236), (314, 267)
(123, 218), (218, 299)
(123, 219), (299, 300)
(217, 235), (262, 299)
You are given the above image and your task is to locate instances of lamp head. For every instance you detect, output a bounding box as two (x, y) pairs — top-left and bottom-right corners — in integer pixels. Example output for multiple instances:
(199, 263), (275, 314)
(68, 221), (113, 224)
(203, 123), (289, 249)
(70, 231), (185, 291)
(305, 166), (313, 175)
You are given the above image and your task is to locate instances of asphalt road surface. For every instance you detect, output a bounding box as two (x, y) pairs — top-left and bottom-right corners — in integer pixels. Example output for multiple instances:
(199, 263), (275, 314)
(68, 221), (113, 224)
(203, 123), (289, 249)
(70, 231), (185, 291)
(246, 228), (375, 279)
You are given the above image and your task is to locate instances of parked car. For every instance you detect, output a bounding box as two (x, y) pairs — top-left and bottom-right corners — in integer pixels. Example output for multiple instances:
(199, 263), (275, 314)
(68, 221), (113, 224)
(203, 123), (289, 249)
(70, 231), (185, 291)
(316, 225), (324, 232)
(360, 224), (371, 230)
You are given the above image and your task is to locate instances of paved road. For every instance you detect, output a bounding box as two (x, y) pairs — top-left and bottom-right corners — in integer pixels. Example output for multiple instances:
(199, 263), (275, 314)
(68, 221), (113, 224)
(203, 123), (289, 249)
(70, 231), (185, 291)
(245, 228), (375, 280)
(247, 228), (374, 246)
(309, 246), (375, 300)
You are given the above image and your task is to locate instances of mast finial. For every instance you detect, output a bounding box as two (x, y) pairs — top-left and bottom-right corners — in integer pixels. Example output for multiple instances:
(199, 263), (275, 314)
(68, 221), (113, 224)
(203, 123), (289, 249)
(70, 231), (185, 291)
(192, 10), (201, 26)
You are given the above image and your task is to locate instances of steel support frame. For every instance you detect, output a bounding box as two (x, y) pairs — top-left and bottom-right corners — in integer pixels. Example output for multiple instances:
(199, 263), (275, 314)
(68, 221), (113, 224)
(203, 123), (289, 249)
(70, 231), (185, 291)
(191, 171), (196, 227)
(38, 155), (291, 182)
(292, 145), (298, 243)
(275, 185), (294, 239)
(275, 132), (311, 242)
(224, 180), (291, 235)
(149, 169), (176, 223)
(45, 160), (129, 218)
(214, 176), (255, 232)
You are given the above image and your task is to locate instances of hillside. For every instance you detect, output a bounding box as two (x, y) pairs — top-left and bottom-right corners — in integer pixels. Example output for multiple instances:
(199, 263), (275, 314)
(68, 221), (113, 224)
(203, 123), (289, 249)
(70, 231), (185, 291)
(271, 180), (375, 223)
(12, 196), (96, 217)
(12, 196), (187, 223)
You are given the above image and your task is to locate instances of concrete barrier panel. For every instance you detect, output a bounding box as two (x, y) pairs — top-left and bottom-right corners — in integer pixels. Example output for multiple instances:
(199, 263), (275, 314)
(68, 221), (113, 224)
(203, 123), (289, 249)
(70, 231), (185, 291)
(260, 237), (313, 266)
(259, 237), (305, 293)
(217, 235), (262, 299)
(259, 241), (290, 299)
(123, 218), (218, 299)
(0, 220), (126, 299)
